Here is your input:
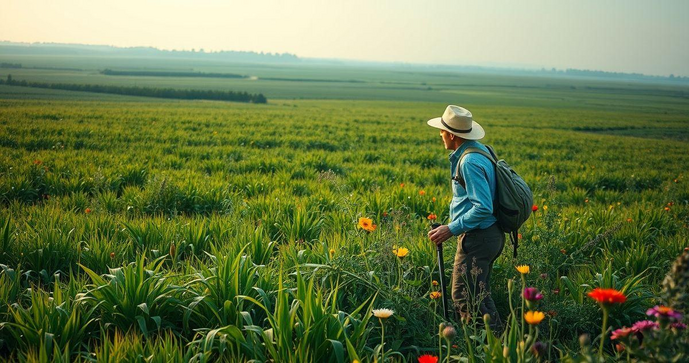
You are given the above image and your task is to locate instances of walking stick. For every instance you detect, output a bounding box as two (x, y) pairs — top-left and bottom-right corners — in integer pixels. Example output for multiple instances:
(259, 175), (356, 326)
(431, 223), (449, 320)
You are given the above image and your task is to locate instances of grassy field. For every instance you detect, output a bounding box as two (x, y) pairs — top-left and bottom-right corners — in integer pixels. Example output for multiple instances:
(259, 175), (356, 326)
(0, 54), (688, 362)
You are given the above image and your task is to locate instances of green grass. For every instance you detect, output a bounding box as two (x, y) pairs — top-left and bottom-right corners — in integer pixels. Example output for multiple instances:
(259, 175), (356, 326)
(0, 57), (688, 361)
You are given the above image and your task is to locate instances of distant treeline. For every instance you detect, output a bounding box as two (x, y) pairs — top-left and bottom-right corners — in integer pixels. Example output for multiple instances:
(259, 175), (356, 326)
(0, 75), (267, 103)
(0, 62), (83, 71)
(101, 69), (247, 79)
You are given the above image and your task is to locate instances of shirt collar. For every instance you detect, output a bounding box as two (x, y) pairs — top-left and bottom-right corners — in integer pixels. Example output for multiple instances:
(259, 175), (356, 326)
(449, 140), (477, 163)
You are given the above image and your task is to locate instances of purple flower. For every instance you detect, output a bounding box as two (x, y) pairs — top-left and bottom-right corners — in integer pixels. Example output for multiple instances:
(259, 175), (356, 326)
(671, 322), (687, 330)
(523, 287), (544, 302)
(631, 320), (659, 333)
(530, 341), (546, 357)
(646, 305), (683, 321)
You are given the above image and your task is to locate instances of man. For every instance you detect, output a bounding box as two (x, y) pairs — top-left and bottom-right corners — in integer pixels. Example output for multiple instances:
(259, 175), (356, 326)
(426, 105), (504, 329)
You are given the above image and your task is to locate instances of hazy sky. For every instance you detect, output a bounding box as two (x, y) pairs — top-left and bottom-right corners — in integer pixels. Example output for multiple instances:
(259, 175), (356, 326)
(2, 0), (688, 76)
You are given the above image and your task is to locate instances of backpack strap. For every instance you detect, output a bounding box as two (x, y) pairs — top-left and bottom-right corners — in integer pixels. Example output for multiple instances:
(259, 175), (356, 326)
(454, 146), (497, 188)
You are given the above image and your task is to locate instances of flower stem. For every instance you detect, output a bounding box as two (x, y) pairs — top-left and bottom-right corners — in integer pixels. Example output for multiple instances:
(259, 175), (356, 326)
(598, 306), (608, 359)
(380, 318), (385, 362)
(438, 324), (443, 363)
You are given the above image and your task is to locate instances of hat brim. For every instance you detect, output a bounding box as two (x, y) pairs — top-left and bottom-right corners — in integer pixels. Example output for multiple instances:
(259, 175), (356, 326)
(427, 117), (485, 140)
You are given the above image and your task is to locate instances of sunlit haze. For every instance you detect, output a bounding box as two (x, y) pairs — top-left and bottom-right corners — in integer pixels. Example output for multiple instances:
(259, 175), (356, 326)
(1, 0), (688, 76)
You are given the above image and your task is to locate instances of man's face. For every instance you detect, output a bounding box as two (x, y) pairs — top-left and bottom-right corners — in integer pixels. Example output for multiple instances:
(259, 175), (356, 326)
(440, 130), (453, 150)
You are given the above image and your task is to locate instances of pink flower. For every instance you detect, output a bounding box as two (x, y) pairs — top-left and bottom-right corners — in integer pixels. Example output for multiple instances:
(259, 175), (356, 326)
(646, 305), (683, 321)
(611, 327), (634, 340)
(523, 287), (544, 302)
(671, 322), (687, 330)
(631, 320), (659, 333)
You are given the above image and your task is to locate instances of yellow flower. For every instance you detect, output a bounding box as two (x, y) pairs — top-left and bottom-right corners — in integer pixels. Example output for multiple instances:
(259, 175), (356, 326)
(432, 280), (439, 286)
(329, 249), (335, 258)
(430, 291), (442, 300)
(543, 205), (548, 211)
(372, 308), (394, 319)
(524, 311), (545, 325)
(516, 265), (530, 274)
(358, 217), (377, 232)
(393, 246), (409, 258)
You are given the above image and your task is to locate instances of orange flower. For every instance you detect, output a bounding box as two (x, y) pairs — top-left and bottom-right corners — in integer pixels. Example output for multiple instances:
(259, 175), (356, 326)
(430, 291), (442, 300)
(587, 288), (627, 305)
(627, 218), (632, 223)
(524, 311), (545, 325)
(584, 199), (589, 203)
(393, 246), (409, 258)
(33, 159), (42, 165)
(400, 183), (405, 188)
(418, 355), (438, 363)
(518, 233), (523, 240)
(85, 208), (92, 214)
(110, 252), (115, 259)
(516, 265), (530, 274)
(358, 217), (377, 232)
(432, 280), (439, 286)
(427, 213), (437, 220)
(664, 207), (671, 212)
(419, 190), (426, 196)
(432, 197), (436, 202)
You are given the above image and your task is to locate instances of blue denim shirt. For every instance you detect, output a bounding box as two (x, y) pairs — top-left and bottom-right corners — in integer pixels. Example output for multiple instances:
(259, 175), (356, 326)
(447, 140), (498, 235)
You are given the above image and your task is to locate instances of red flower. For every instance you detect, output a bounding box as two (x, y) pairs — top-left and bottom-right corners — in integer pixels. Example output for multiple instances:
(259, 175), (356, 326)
(587, 288), (627, 305)
(532, 205), (538, 212)
(418, 355), (438, 363)
(427, 213), (437, 220)
(85, 208), (92, 214)
(419, 190), (426, 196)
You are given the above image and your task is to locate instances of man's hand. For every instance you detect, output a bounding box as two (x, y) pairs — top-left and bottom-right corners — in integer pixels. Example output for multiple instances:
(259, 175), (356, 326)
(428, 225), (454, 246)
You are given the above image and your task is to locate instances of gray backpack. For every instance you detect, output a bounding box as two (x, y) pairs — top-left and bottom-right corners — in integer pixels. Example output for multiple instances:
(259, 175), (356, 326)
(456, 145), (533, 257)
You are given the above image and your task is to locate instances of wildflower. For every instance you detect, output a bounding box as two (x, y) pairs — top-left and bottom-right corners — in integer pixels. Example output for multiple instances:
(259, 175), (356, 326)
(418, 355), (438, 363)
(110, 252), (115, 259)
(584, 199), (589, 203)
(400, 183), (404, 188)
(518, 233), (522, 240)
(552, 288), (560, 295)
(610, 327), (634, 340)
(531, 341), (546, 358)
(432, 280), (439, 286)
(524, 311), (545, 325)
(532, 205), (538, 212)
(382, 211), (388, 217)
(372, 308), (394, 319)
(665, 207), (671, 212)
(430, 291), (442, 300)
(432, 197), (436, 202)
(671, 322), (687, 330)
(543, 205), (548, 211)
(427, 213), (437, 220)
(627, 218), (632, 223)
(85, 208), (92, 214)
(631, 320), (658, 332)
(393, 246), (409, 259)
(615, 344), (625, 353)
(358, 217), (377, 232)
(587, 288), (626, 305)
(419, 190), (426, 196)
(516, 265), (530, 274)
(442, 325), (457, 339)
(646, 305), (683, 321)
(33, 159), (42, 165)
(674, 179), (679, 183)
(452, 344), (458, 349)
(329, 248), (335, 258)
(560, 249), (567, 255)
(540, 273), (547, 279)
(523, 287), (544, 302)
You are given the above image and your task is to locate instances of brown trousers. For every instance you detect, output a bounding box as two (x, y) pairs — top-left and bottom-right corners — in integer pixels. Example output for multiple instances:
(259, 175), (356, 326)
(451, 223), (504, 330)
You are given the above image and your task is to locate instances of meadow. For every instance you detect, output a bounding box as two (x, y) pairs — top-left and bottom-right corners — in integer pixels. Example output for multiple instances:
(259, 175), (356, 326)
(0, 54), (688, 362)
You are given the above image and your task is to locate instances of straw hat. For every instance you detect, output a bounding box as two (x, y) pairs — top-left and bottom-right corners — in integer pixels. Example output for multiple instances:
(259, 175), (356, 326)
(427, 105), (485, 140)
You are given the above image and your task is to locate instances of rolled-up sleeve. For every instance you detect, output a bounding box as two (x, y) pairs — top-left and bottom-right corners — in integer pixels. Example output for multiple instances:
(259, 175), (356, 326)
(448, 157), (494, 235)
